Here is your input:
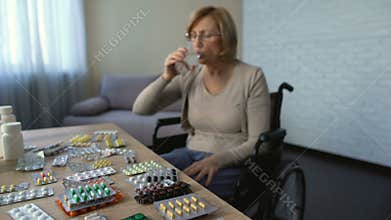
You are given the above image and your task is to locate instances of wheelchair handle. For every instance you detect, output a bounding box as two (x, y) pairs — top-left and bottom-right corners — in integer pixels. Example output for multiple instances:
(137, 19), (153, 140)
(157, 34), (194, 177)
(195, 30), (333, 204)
(278, 82), (294, 94)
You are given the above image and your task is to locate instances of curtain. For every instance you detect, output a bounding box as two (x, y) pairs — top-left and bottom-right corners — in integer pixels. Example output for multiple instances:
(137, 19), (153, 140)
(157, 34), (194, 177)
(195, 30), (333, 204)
(0, 0), (88, 129)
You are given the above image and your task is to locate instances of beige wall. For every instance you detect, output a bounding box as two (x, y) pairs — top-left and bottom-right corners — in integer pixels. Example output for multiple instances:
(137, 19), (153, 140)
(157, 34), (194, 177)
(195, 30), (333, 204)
(84, 0), (243, 95)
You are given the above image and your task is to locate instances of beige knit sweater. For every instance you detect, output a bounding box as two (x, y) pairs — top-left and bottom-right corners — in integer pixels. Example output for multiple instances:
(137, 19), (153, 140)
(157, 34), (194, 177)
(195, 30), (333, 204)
(133, 60), (271, 167)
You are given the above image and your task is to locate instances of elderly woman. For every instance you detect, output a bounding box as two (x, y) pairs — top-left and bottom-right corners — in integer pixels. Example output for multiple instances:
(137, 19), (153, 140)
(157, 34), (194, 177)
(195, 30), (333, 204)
(133, 6), (270, 198)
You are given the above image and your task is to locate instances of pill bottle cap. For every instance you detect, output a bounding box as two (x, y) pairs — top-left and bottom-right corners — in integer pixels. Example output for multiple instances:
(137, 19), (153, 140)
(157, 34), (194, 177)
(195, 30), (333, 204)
(0, 106), (13, 115)
(1, 114), (16, 123)
(1, 122), (22, 133)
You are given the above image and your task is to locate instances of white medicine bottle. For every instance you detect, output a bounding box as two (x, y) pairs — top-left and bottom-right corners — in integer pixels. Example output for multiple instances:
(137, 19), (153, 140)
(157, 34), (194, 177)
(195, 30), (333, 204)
(0, 106), (17, 159)
(1, 122), (24, 160)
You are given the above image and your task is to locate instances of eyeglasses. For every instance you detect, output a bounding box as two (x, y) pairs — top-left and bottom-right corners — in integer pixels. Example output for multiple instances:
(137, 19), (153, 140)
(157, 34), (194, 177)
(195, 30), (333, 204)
(185, 31), (221, 42)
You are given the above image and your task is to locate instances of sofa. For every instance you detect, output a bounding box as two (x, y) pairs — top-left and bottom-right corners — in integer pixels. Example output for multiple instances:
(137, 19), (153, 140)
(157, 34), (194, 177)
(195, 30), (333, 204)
(63, 74), (183, 146)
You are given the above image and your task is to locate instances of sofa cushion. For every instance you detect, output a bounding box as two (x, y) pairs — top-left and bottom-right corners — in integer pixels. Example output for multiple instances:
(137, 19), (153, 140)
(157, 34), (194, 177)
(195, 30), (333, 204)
(70, 96), (109, 116)
(101, 74), (157, 110)
(63, 110), (183, 146)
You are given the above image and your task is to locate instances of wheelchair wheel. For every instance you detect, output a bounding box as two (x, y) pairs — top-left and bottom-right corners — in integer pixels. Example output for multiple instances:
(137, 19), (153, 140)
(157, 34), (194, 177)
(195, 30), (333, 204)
(269, 161), (306, 220)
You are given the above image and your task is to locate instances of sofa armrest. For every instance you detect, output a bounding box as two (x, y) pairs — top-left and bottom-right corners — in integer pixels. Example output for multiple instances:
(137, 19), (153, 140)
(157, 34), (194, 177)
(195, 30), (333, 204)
(70, 96), (109, 116)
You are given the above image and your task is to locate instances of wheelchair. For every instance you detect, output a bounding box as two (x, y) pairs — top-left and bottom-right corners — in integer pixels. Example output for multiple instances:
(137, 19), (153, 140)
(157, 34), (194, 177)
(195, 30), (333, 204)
(151, 82), (305, 220)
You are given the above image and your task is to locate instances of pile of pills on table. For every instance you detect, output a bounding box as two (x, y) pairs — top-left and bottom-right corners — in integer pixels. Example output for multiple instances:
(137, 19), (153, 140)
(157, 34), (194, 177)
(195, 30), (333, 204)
(8, 203), (54, 220)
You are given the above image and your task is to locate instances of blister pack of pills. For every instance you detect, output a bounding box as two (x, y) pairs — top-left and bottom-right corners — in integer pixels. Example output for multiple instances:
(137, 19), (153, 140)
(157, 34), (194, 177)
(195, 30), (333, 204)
(0, 187), (54, 206)
(32, 170), (57, 186)
(134, 181), (192, 204)
(70, 134), (92, 147)
(16, 151), (45, 171)
(62, 177), (115, 189)
(84, 212), (108, 220)
(67, 144), (102, 159)
(65, 167), (116, 181)
(101, 136), (126, 148)
(24, 145), (38, 152)
(52, 154), (69, 167)
(0, 182), (29, 194)
(41, 142), (68, 157)
(56, 180), (124, 216)
(93, 130), (118, 142)
(153, 193), (217, 220)
(8, 203), (54, 220)
(68, 162), (92, 172)
(100, 148), (135, 158)
(122, 160), (164, 176)
(123, 151), (136, 164)
(128, 168), (178, 189)
(91, 159), (112, 169)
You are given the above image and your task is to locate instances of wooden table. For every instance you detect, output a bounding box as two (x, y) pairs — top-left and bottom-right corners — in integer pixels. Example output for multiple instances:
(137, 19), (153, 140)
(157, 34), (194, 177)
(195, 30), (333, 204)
(0, 123), (250, 220)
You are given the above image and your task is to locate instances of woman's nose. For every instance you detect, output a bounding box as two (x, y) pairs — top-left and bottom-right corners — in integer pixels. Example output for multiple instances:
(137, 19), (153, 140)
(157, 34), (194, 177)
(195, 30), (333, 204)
(196, 40), (203, 49)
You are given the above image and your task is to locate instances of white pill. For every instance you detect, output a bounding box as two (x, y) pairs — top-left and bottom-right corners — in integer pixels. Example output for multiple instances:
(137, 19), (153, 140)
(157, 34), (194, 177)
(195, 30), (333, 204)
(10, 208), (20, 215)
(34, 211), (43, 217)
(15, 212), (24, 217)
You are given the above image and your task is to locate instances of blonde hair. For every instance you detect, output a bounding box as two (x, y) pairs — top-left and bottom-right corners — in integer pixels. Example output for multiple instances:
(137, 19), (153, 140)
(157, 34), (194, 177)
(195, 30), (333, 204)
(187, 6), (237, 61)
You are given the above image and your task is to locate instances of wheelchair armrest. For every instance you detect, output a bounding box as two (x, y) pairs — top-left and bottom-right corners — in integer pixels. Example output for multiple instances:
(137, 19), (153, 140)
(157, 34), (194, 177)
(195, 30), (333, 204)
(153, 117), (182, 147)
(157, 117), (181, 127)
(259, 128), (286, 142)
(255, 128), (286, 156)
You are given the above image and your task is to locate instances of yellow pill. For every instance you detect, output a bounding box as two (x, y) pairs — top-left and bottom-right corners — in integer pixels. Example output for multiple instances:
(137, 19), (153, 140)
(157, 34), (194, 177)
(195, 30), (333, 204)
(36, 179), (41, 185)
(191, 203), (198, 211)
(175, 208), (182, 216)
(183, 205), (190, 213)
(198, 202), (206, 209)
(168, 201), (175, 209)
(115, 138), (124, 146)
(96, 134), (103, 142)
(160, 205), (167, 213)
(105, 139), (113, 148)
(191, 196), (198, 202)
(183, 198), (190, 205)
(167, 210), (175, 219)
(175, 200), (182, 207)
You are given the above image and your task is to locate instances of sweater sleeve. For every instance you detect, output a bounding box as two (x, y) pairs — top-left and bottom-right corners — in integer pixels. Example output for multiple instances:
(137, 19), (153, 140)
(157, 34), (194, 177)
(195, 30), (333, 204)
(214, 68), (271, 167)
(132, 75), (182, 115)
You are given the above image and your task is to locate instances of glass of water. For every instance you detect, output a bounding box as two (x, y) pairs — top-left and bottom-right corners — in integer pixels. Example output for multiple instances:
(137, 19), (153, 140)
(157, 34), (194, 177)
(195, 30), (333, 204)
(175, 41), (200, 75)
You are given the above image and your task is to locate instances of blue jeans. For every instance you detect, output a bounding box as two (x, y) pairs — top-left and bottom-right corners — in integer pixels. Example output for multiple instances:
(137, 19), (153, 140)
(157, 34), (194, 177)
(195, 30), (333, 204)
(161, 147), (242, 198)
